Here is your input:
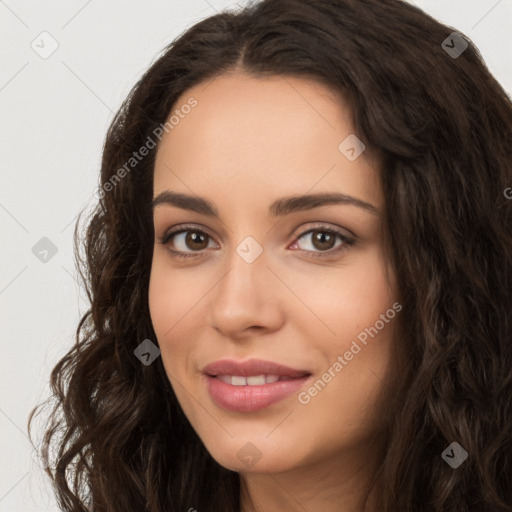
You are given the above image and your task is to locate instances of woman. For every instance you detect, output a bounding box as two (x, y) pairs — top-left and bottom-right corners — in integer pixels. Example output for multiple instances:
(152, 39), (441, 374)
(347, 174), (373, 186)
(28, 0), (512, 510)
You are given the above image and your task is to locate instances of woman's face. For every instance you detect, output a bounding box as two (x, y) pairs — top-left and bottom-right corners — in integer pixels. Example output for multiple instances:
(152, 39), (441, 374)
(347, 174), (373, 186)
(149, 72), (400, 475)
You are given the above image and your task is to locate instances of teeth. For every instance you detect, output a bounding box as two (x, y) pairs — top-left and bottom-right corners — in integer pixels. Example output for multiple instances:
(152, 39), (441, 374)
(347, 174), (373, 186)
(232, 376), (246, 386)
(247, 375), (266, 385)
(216, 374), (282, 385)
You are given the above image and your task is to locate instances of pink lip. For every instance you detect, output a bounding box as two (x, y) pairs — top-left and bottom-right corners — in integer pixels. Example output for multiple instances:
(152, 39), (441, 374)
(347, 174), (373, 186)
(203, 358), (310, 378)
(202, 358), (312, 412)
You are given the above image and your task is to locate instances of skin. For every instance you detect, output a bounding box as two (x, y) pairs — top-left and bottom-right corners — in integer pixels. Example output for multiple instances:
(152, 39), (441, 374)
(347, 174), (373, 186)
(149, 71), (400, 512)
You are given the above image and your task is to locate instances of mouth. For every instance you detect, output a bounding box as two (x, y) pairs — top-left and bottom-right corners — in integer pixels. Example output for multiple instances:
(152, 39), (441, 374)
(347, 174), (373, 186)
(203, 358), (311, 379)
(214, 374), (301, 385)
(202, 358), (312, 412)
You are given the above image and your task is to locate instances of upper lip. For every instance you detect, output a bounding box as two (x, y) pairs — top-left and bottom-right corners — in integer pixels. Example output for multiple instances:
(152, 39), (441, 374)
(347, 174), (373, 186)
(203, 358), (311, 378)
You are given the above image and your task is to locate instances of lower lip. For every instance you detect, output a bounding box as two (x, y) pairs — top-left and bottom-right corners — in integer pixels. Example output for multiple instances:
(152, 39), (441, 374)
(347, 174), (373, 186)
(204, 375), (311, 412)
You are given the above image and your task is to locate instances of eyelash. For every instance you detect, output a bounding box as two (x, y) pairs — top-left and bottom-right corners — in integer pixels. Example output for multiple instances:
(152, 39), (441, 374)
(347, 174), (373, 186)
(157, 223), (355, 260)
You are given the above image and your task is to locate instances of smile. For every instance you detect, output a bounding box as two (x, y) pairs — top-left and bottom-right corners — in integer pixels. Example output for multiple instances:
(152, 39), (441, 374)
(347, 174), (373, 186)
(216, 374), (296, 385)
(202, 359), (312, 412)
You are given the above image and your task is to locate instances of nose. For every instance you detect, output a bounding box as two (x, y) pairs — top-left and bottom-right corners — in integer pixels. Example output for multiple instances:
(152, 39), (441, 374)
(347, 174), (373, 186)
(207, 247), (284, 340)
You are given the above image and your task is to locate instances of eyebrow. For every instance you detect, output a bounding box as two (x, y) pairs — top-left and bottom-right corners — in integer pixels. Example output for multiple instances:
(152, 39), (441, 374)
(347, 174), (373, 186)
(152, 191), (379, 217)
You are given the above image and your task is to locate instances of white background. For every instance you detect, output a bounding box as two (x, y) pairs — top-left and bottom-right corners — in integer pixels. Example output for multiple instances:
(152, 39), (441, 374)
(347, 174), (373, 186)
(1, 1), (511, 510)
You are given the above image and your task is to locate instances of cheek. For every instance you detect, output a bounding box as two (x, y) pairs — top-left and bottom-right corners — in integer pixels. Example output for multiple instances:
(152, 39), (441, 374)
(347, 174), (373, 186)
(294, 247), (396, 342)
(148, 254), (204, 334)
(148, 261), (173, 340)
(295, 247), (398, 402)
(148, 258), (193, 366)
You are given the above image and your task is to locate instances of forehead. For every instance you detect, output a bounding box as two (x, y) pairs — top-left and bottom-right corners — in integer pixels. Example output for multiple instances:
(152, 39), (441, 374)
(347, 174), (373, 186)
(153, 72), (382, 211)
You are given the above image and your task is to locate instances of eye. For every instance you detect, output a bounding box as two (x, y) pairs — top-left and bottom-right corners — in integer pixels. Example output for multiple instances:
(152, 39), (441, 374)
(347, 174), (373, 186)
(158, 225), (217, 259)
(289, 225), (355, 258)
(157, 223), (355, 260)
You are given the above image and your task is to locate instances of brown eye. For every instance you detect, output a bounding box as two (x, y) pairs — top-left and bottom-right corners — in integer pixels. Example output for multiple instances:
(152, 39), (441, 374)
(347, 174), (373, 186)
(183, 231), (209, 251)
(293, 227), (352, 255)
(159, 224), (355, 261)
(161, 227), (217, 258)
(310, 230), (337, 251)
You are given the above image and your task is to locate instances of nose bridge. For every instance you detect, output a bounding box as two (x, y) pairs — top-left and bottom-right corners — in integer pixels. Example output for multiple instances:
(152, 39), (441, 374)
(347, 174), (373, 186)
(216, 236), (267, 307)
(208, 234), (281, 334)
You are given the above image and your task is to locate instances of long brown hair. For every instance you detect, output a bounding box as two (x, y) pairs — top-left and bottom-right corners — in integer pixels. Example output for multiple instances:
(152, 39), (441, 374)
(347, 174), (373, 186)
(28, 0), (512, 510)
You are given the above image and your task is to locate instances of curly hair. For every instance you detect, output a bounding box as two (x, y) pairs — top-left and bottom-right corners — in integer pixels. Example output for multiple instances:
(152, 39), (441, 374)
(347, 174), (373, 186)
(28, 0), (512, 510)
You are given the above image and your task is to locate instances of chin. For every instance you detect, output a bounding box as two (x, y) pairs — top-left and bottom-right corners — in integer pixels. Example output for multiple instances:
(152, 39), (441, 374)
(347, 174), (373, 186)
(202, 436), (304, 474)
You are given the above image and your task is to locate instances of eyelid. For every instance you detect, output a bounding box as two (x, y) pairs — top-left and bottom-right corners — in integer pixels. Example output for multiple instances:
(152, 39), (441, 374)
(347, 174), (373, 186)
(159, 223), (217, 246)
(289, 221), (356, 241)
(158, 222), (356, 259)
